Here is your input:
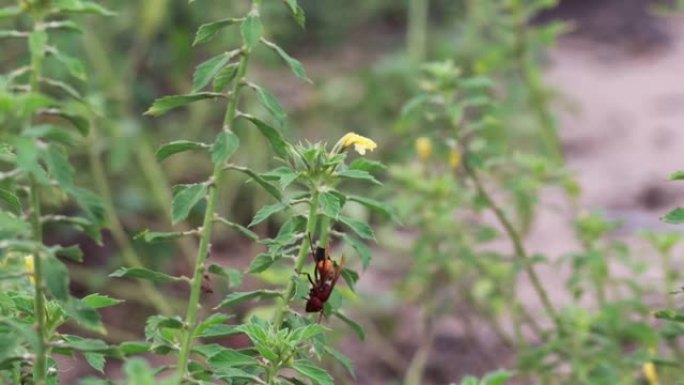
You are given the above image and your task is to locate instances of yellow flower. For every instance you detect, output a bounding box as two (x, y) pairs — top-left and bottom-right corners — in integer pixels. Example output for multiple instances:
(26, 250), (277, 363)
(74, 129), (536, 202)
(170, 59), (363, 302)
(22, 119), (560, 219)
(339, 132), (377, 155)
(415, 137), (432, 161)
(643, 361), (659, 385)
(24, 255), (35, 285)
(449, 149), (461, 169)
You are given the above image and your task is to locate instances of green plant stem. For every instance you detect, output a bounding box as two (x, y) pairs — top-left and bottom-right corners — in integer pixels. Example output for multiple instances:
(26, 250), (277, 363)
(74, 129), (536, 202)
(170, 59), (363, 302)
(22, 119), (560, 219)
(87, 128), (174, 316)
(29, 177), (48, 385)
(175, 51), (251, 383)
(272, 190), (320, 330)
(407, 0), (429, 63)
(463, 159), (561, 331)
(27, 12), (48, 384)
(662, 251), (675, 308)
(403, 325), (435, 385)
(511, 5), (564, 165)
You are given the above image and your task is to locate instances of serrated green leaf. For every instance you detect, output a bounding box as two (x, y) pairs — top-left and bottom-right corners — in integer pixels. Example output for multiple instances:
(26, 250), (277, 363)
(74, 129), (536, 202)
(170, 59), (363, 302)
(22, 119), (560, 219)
(293, 360), (333, 385)
(14, 136), (47, 182)
(208, 264), (243, 288)
(211, 131), (239, 164)
(43, 254), (70, 301)
(213, 63), (239, 92)
(334, 312), (365, 340)
(262, 39), (311, 83)
(226, 165), (282, 201)
(82, 294), (123, 309)
(208, 348), (259, 368)
(663, 208), (684, 224)
(193, 53), (232, 92)
(214, 367), (262, 382)
(241, 13), (262, 49)
(156, 140), (207, 161)
(194, 18), (241, 45)
(240, 114), (289, 159)
(109, 267), (181, 283)
(254, 86), (286, 126)
(284, 0), (306, 27)
(249, 202), (288, 227)
(340, 268), (359, 291)
(118, 341), (151, 355)
(144, 93), (224, 116)
(215, 290), (280, 309)
(0, 188), (21, 214)
(248, 253), (276, 273)
(65, 298), (104, 333)
(24, 124), (80, 146)
(171, 183), (207, 224)
(66, 186), (106, 228)
(339, 216), (375, 240)
(655, 309), (684, 323)
(44, 145), (75, 188)
(84, 353), (105, 373)
(319, 191), (341, 219)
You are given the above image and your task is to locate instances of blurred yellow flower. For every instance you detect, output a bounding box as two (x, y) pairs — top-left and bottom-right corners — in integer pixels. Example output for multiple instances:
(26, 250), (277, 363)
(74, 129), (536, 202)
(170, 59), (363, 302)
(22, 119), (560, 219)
(643, 361), (659, 385)
(339, 132), (377, 155)
(24, 255), (35, 285)
(415, 137), (432, 161)
(449, 149), (461, 169)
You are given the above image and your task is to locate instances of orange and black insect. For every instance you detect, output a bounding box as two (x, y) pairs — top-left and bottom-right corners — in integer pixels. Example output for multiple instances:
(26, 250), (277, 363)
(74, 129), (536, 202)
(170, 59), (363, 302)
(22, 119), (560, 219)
(304, 234), (345, 319)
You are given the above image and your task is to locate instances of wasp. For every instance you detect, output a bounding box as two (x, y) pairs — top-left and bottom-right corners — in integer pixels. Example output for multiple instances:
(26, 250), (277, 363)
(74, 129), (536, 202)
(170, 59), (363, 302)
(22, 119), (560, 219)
(304, 235), (345, 319)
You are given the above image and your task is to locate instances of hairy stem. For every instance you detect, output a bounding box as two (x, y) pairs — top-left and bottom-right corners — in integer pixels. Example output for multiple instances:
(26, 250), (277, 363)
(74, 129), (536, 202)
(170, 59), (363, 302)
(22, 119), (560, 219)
(463, 159), (561, 331)
(272, 190), (320, 330)
(175, 51), (251, 382)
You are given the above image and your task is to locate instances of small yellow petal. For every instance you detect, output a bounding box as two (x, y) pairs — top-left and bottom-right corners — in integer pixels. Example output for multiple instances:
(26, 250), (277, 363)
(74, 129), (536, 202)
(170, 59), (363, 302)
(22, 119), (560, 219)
(643, 362), (659, 385)
(339, 132), (377, 155)
(24, 255), (35, 285)
(449, 149), (461, 169)
(415, 137), (432, 161)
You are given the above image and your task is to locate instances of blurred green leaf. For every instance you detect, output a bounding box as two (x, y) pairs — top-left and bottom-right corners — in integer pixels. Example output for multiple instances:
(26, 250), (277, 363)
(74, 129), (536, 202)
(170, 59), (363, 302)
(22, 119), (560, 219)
(663, 208), (684, 224)
(171, 183), (207, 224)
(348, 195), (396, 220)
(51, 49), (87, 81)
(284, 0), (305, 27)
(54, 244), (83, 262)
(215, 290), (280, 308)
(262, 39), (311, 83)
(293, 360), (333, 385)
(144, 93), (225, 116)
(208, 348), (259, 367)
(254, 85), (286, 127)
(65, 298), (104, 333)
(348, 158), (385, 173)
(248, 253), (276, 273)
(482, 370), (513, 385)
(0, 211), (30, 238)
(334, 312), (365, 340)
(156, 140), (207, 161)
(208, 264), (243, 288)
(43, 254), (70, 301)
(337, 169), (380, 185)
(44, 145), (75, 188)
(324, 345), (355, 379)
(0, 188), (21, 214)
(84, 353), (105, 373)
(339, 216), (375, 240)
(211, 131), (239, 165)
(241, 13), (263, 50)
(225, 165), (283, 201)
(55, 1), (115, 16)
(240, 114), (289, 159)
(193, 52), (232, 92)
(213, 63), (240, 92)
(82, 294), (123, 309)
(194, 18), (241, 46)
(109, 267), (181, 283)
(122, 358), (155, 385)
(319, 191), (342, 219)
(671, 171), (684, 180)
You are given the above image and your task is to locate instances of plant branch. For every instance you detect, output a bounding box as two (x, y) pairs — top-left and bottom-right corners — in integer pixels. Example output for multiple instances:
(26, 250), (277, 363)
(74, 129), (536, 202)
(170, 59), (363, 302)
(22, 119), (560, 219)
(462, 158), (561, 331)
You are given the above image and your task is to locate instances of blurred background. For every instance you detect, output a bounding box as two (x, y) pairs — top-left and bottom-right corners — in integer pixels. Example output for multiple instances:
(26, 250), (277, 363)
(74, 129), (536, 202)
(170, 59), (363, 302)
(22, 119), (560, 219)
(3, 0), (684, 383)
